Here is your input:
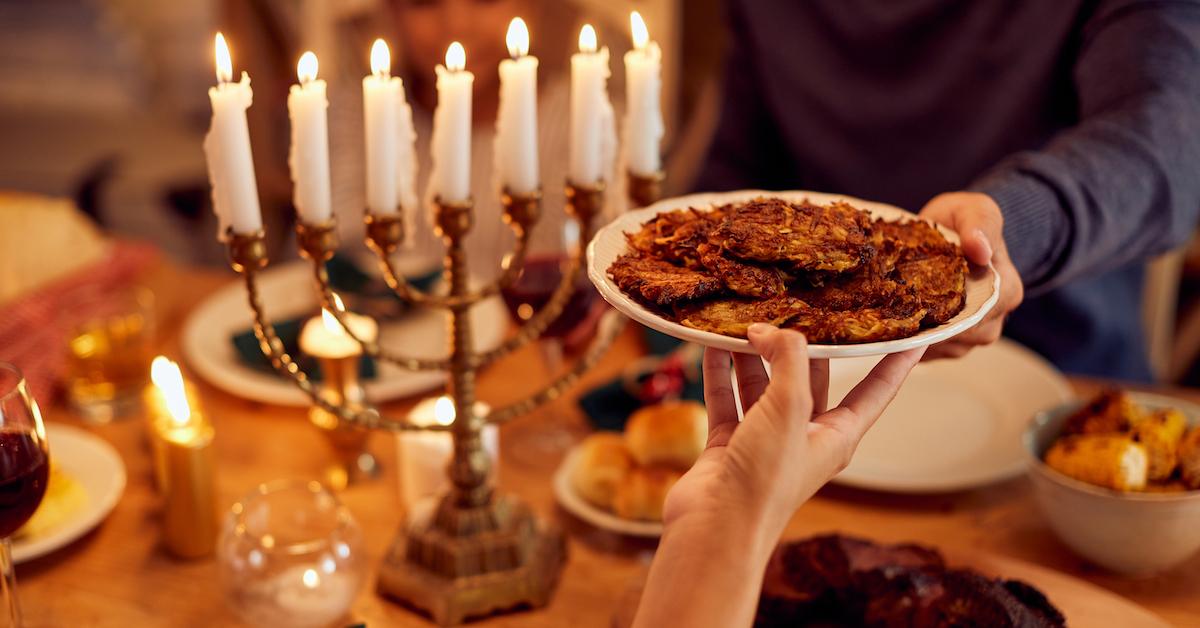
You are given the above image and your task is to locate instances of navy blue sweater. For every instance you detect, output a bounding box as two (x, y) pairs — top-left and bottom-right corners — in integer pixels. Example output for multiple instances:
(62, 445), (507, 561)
(697, 0), (1200, 380)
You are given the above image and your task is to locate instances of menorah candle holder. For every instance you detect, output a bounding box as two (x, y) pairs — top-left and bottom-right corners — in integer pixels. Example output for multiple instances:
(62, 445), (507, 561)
(225, 172), (660, 625)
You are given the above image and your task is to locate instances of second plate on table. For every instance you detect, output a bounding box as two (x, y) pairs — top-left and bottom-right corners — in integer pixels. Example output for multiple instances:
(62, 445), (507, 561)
(829, 339), (1073, 493)
(553, 448), (664, 538)
(182, 261), (510, 406)
(13, 423), (126, 564)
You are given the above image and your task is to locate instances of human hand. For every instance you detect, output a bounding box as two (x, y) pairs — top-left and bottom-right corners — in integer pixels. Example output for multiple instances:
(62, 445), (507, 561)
(919, 192), (1024, 360)
(661, 325), (925, 540)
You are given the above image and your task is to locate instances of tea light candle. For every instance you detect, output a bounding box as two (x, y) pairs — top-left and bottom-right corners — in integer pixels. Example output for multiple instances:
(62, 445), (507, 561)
(495, 17), (539, 195)
(569, 24), (616, 185)
(299, 295), (379, 360)
(146, 356), (218, 558)
(287, 51), (332, 224)
(397, 396), (498, 510)
(247, 565), (360, 626)
(430, 42), (474, 203)
(623, 12), (663, 176)
(204, 33), (263, 238)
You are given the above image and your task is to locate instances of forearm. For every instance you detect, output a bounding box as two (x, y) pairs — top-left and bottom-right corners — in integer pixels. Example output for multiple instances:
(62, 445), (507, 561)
(633, 512), (782, 628)
(970, 2), (1200, 295)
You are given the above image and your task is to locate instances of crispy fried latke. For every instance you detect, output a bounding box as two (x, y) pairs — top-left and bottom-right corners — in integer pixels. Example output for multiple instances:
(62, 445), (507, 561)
(711, 198), (873, 272)
(676, 296), (811, 338)
(697, 242), (786, 298)
(608, 253), (724, 307)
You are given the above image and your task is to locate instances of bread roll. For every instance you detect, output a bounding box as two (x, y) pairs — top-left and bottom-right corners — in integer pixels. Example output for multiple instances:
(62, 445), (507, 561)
(624, 401), (707, 469)
(570, 432), (633, 509)
(612, 466), (682, 522)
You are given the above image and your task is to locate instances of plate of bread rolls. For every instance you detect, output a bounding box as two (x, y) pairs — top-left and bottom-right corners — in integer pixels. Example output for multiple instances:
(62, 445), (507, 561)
(554, 401), (708, 537)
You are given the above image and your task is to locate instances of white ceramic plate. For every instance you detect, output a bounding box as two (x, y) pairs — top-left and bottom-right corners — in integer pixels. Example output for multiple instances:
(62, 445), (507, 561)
(553, 448), (663, 538)
(13, 423), (126, 564)
(830, 339), (1073, 493)
(587, 190), (999, 357)
(182, 261), (509, 406)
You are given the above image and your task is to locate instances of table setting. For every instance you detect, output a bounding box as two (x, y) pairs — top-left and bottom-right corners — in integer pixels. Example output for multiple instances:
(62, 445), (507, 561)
(1, 5), (1199, 628)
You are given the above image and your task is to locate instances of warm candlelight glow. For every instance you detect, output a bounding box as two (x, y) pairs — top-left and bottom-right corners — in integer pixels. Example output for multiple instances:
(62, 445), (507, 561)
(434, 397), (456, 426)
(446, 41), (466, 72)
(214, 32), (233, 84)
(297, 51), (318, 84)
(331, 292), (347, 311)
(630, 11), (649, 51)
(579, 24), (598, 54)
(370, 38), (391, 77)
(320, 308), (341, 334)
(302, 568), (320, 588)
(151, 356), (192, 426)
(506, 17), (530, 58)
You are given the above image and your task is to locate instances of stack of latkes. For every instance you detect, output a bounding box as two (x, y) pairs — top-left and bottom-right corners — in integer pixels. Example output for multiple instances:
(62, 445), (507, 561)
(569, 401), (706, 522)
(608, 197), (969, 343)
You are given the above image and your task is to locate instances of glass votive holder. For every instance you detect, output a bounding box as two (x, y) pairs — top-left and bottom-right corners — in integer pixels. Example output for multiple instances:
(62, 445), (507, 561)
(62, 284), (156, 423)
(218, 480), (365, 627)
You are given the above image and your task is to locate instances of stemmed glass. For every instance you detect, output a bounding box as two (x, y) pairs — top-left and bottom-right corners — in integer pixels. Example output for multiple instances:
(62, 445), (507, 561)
(0, 363), (50, 627)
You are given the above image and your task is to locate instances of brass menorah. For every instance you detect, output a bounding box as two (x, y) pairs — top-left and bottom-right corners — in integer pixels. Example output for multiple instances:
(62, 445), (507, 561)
(225, 172), (662, 624)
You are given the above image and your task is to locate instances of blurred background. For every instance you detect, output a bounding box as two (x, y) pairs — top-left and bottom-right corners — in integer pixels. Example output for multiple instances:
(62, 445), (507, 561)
(3, 0), (1200, 386)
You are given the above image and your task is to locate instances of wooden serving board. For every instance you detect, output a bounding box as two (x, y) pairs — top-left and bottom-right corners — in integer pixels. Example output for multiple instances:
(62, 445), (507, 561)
(611, 547), (1170, 628)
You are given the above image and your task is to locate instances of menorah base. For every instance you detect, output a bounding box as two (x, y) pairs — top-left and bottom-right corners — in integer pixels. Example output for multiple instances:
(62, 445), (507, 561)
(378, 493), (566, 625)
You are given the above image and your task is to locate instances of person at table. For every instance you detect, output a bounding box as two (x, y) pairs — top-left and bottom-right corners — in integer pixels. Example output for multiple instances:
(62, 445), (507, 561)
(633, 325), (924, 627)
(696, 1), (1200, 381)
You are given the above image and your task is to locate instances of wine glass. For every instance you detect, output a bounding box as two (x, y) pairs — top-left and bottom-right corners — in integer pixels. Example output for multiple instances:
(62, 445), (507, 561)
(500, 220), (600, 458)
(0, 363), (50, 627)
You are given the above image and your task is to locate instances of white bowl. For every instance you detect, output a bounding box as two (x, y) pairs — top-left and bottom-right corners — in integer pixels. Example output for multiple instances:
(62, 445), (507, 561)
(1024, 392), (1200, 575)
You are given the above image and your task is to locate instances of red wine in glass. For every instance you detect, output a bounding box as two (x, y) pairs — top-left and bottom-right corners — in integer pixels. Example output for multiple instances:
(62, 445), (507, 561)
(501, 255), (598, 338)
(0, 362), (51, 627)
(0, 431), (49, 538)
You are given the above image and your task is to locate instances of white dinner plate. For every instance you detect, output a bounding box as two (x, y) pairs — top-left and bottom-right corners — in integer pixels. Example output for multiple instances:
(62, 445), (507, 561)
(182, 261), (509, 406)
(587, 190), (999, 357)
(13, 423), (126, 564)
(553, 448), (664, 538)
(830, 339), (1073, 493)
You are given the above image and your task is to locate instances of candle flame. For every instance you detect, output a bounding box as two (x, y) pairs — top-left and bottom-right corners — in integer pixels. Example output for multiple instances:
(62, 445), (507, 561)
(506, 17), (530, 58)
(446, 41), (466, 72)
(297, 51), (318, 84)
(630, 11), (649, 50)
(331, 292), (346, 311)
(434, 397), (456, 426)
(579, 24), (597, 54)
(214, 32), (233, 84)
(151, 356), (192, 426)
(370, 38), (391, 77)
(321, 308), (341, 334)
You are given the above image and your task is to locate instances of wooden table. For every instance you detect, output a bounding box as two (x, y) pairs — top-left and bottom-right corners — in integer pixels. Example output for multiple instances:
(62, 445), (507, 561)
(17, 263), (1200, 627)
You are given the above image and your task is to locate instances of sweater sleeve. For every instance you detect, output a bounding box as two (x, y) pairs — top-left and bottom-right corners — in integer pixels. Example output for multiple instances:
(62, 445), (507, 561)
(970, 0), (1200, 296)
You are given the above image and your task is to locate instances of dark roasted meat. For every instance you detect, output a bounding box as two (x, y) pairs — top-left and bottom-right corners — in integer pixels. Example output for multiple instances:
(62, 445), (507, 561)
(756, 535), (1065, 628)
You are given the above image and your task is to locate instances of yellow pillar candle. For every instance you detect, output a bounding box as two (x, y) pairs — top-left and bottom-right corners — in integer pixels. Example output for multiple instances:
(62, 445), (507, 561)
(146, 356), (218, 558)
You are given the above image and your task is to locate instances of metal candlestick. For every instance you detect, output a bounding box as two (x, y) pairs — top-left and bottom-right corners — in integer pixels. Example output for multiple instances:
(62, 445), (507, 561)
(309, 353), (379, 490)
(224, 173), (660, 625)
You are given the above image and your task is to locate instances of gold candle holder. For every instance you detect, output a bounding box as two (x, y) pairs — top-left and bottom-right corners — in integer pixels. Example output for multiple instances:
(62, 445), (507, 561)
(309, 353), (379, 490)
(226, 178), (637, 624)
(627, 170), (665, 209)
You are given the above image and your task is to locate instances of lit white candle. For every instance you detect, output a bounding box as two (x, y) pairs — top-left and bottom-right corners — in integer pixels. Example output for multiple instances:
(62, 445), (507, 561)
(287, 51), (332, 224)
(623, 12), (663, 176)
(495, 17), (539, 195)
(396, 396), (498, 510)
(299, 295), (379, 360)
(431, 42), (474, 203)
(569, 24), (616, 186)
(204, 33), (263, 238)
(363, 39), (410, 216)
